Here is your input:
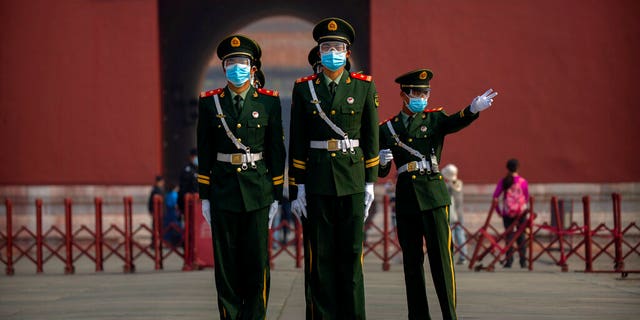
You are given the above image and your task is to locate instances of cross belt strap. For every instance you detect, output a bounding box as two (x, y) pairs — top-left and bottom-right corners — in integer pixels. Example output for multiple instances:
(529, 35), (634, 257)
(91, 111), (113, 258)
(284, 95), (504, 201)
(307, 80), (355, 154)
(397, 160), (432, 175)
(213, 93), (257, 169)
(216, 152), (263, 166)
(309, 139), (360, 152)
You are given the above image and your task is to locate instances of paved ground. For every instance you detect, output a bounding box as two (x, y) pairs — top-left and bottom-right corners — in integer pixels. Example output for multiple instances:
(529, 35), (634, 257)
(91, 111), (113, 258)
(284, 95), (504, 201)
(1, 255), (639, 320)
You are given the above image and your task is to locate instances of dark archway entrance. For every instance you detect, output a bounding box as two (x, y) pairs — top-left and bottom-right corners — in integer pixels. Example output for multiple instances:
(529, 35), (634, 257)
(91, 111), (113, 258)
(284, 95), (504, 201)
(158, 0), (371, 182)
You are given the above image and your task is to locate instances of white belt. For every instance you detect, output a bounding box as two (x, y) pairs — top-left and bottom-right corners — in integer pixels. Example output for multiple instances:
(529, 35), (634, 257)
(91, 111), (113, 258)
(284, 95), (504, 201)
(216, 152), (263, 165)
(397, 160), (432, 174)
(309, 139), (359, 152)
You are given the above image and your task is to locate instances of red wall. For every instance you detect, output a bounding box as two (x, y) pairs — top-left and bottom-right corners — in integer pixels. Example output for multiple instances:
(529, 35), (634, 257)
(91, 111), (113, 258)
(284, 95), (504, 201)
(0, 1), (161, 184)
(371, 0), (640, 183)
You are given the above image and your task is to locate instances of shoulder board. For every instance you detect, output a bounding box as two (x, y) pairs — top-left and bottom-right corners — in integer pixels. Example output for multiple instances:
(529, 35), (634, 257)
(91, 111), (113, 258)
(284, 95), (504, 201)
(257, 88), (279, 97)
(423, 107), (444, 113)
(295, 74), (319, 83)
(200, 88), (223, 98)
(350, 72), (372, 82)
(378, 115), (395, 126)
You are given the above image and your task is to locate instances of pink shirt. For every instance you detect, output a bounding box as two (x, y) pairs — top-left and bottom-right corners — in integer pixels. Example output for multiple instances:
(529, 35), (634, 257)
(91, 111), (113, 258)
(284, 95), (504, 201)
(492, 175), (529, 200)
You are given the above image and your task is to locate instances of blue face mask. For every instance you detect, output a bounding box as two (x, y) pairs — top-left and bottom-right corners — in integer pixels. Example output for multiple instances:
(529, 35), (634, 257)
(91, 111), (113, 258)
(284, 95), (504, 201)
(320, 51), (347, 71)
(406, 96), (428, 113)
(225, 63), (251, 87)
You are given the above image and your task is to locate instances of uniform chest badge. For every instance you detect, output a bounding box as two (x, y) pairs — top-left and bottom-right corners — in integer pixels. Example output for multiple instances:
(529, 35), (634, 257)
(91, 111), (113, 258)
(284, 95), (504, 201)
(420, 125), (427, 132)
(346, 97), (355, 104)
(252, 111), (259, 118)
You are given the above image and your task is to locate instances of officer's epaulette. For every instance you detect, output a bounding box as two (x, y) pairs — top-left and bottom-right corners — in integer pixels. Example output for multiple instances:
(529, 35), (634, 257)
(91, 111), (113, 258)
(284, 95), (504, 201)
(200, 88), (224, 98)
(350, 72), (372, 82)
(423, 107), (444, 113)
(257, 88), (279, 97)
(295, 74), (318, 83)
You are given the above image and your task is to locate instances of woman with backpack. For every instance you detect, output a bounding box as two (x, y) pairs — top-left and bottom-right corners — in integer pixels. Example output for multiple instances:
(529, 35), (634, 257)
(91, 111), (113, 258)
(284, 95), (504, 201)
(492, 158), (529, 268)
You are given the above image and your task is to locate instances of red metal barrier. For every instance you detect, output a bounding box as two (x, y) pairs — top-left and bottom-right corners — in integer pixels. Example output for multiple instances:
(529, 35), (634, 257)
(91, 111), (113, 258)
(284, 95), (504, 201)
(95, 197), (103, 272)
(583, 196), (593, 272)
(153, 194), (163, 270)
(5, 199), (14, 275)
(36, 199), (43, 273)
(2, 192), (638, 276)
(123, 197), (135, 273)
(182, 194), (193, 271)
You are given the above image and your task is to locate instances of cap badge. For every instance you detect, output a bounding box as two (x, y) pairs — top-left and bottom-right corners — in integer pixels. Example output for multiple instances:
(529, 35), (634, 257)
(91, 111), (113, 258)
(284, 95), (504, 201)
(328, 20), (338, 31)
(252, 111), (259, 118)
(420, 125), (427, 132)
(231, 37), (240, 48)
(419, 71), (428, 80)
(347, 97), (354, 104)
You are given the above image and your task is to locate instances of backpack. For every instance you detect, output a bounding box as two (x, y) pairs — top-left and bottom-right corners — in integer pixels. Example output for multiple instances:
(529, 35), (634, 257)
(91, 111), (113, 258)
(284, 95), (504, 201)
(503, 181), (526, 217)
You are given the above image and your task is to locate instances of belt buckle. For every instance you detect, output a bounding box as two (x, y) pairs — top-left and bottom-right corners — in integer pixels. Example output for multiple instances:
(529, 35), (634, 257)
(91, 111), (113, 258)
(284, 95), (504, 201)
(407, 161), (417, 172)
(231, 154), (243, 165)
(327, 139), (339, 151)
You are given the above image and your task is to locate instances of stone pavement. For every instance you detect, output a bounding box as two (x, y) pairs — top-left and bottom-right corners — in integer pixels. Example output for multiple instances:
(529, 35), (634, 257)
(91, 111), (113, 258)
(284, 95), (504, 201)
(1, 257), (639, 320)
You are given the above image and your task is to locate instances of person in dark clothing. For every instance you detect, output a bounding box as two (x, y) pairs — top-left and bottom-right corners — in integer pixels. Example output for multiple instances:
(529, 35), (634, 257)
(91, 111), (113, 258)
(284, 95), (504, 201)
(178, 148), (198, 219)
(147, 175), (165, 214)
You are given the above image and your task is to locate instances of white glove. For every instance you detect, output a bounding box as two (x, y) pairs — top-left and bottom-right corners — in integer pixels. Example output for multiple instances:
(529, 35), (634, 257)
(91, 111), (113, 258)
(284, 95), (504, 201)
(379, 149), (393, 166)
(201, 199), (211, 225)
(291, 184), (307, 218)
(469, 88), (498, 114)
(268, 200), (279, 228)
(364, 183), (374, 222)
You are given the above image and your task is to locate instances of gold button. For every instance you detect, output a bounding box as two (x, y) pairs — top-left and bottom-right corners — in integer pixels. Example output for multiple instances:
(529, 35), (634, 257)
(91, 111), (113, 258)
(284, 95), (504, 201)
(237, 123), (242, 128)
(408, 138), (413, 142)
(351, 110), (355, 115)
(313, 110), (317, 114)
(360, 157), (364, 160)
(412, 175), (417, 180)
(237, 138), (242, 142)
(439, 175), (443, 180)
(331, 110), (336, 115)
(257, 124), (261, 128)
(394, 143), (398, 146)
(218, 125), (221, 128)
(331, 153), (336, 157)
(424, 135), (427, 138)
(236, 168), (242, 172)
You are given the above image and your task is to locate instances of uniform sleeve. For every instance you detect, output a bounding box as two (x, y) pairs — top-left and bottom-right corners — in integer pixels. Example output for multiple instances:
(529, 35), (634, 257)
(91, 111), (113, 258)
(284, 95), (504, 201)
(378, 122), (392, 178)
(440, 106), (479, 135)
(362, 81), (380, 183)
(196, 97), (213, 200)
(265, 96), (286, 202)
(288, 84), (309, 197)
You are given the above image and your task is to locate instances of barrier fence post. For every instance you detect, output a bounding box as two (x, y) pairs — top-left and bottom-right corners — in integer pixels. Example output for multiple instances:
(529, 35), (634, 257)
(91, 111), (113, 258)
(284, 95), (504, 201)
(5, 199), (14, 275)
(382, 195), (390, 271)
(123, 196), (135, 273)
(64, 198), (75, 274)
(153, 194), (163, 270)
(182, 194), (193, 271)
(36, 199), (43, 273)
(295, 217), (302, 269)
(528, 196), (534, 271)
(583, 196), (593, 272)
(551, 196), (568, 271)
(95, 197), (103, 272)
(613, 193), (624, 272)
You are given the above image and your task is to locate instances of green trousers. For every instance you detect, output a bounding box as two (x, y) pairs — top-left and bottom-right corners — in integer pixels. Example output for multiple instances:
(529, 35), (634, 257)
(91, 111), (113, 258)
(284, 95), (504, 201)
(307, 193), (366, 320)
(211, 207), (270, 320)
(396, 205), (457, 320)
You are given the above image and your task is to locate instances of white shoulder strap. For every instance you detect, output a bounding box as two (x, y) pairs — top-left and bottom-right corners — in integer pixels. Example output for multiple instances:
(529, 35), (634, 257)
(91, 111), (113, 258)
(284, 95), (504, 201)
(307, 80), (354, 153)
(213, 94), (255, 168)
(386, 121), (425, 160)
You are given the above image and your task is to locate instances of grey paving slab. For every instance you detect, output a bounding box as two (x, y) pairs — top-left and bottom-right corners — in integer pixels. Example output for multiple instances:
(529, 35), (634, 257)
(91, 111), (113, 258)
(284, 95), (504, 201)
(1, 261), (639, 320)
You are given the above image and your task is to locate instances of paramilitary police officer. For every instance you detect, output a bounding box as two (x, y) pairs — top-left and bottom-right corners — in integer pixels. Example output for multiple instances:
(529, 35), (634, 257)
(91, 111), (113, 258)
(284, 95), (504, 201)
(378, 69), (497, 320)
(289, 18), (380, 319)
(197, 34), (286, 319)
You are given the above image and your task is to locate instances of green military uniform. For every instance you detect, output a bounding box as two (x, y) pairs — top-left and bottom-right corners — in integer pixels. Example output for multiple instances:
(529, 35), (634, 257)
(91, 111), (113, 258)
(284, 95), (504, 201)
(289, 18), (379, 319)
(197, 35), (285, 319)
(379, 69), (479, 320)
